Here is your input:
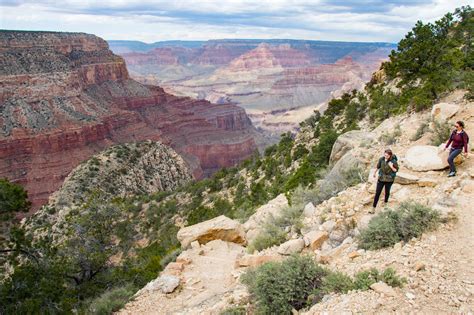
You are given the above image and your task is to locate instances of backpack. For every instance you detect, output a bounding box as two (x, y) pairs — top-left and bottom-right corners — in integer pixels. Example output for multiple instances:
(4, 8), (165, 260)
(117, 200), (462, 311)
(378, 155), (398, 181)
(389, 155), (399, 178)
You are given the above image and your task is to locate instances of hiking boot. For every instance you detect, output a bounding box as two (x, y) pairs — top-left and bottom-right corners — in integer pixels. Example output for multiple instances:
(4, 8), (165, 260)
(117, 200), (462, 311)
(369, 207), (376, 214)
(448, 172), (456, 177)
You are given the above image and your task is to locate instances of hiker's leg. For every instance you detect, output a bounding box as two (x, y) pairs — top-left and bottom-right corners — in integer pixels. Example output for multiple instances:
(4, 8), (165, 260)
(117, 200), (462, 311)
(384, 181), (394, 203)
(448, 148), (462, 173)
(373, 181), (384, 207)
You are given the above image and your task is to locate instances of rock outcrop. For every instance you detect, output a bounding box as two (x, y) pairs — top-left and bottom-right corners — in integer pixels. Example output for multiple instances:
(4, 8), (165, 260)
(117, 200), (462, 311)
(0, 31), (258, 211)
(431, 103), (460, 121)
(48, 141), (192, 208)
(177, 215), (247, 248)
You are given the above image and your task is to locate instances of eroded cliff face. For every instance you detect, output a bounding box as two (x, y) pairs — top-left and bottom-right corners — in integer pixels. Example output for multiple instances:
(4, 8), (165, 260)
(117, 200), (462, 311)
(116, 40), (394, 135)
(0, 31), (257, 211)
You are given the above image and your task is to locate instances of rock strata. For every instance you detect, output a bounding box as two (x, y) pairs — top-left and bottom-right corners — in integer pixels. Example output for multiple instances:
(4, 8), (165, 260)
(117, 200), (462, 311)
(0, 31), (258, 211)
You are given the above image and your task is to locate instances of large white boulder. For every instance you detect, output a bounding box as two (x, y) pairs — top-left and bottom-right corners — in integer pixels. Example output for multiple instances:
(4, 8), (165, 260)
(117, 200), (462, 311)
(177, 215), (247, 248)
(404, 145), (449, 171)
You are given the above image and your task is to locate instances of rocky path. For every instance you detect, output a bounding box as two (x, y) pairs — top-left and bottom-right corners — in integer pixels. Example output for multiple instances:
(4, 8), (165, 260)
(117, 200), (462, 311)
(118, 240), (248, 315)
(305, 173), (474, 314)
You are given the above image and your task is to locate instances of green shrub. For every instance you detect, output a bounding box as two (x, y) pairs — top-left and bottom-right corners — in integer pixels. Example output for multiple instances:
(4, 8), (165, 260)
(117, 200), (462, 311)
(293, 144), (309, 161)
(430, 119), (451, 146)
(273, 204), (304, 234)
(241, 255), (405, 313)
(298, 164), (365, 207)
(220, 305), (247, 315)
(379, 125), (402, 145)
(247, 223), (287, 253)
(410, 122), (430, 141)
(320, 271), (354, 294)
(241, 255), (328, 314)
(247, 201), (305, 253)
(0, 178), (31, 216)
(88, 285), (136, 315)
(358, 201), (440, 250)
(353, 268), (381, 290)
(380, 267), (406, 288)
(353, 268), (406, 290)
(160, 248), (182, 268)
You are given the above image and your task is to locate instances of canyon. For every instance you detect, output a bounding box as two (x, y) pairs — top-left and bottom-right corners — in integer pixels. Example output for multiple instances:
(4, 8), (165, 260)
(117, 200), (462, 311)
(0, 31), (258, 211)
(110, 39), (395, 134)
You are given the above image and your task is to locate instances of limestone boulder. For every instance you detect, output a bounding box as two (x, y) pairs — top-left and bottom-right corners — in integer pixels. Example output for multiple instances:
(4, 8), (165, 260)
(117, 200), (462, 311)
(370, 281), (397, 296)
(243, 194), (288, 242)
(417, 177), (439, 187)
(321, 220), (336, 232)
(177, 215), (247, 248)
(404, 145), (449, 171)
(303, 230), (329, 250)
(235, 254), (282, 268)
(431, 103), (460, 122)
(395, 172), (419, 185)
(329, 130), (375, 165)
(277, 239), (305, 255)
(303, 202), (317, 218)
(138, 274), (180, 295)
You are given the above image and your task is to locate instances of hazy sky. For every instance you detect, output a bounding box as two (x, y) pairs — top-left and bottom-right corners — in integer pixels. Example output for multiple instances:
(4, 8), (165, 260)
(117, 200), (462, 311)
(0, 0), (468, 43)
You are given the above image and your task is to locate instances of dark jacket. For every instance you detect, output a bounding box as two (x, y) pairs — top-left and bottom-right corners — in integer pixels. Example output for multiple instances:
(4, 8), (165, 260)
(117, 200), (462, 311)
(445, 130), (469, 153)
(377, 155), (399, 182)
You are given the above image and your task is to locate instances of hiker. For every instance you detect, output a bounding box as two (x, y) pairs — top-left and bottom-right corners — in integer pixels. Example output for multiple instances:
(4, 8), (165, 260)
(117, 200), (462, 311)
(371, 149), (399, 212)
(444, 120), (469, 177)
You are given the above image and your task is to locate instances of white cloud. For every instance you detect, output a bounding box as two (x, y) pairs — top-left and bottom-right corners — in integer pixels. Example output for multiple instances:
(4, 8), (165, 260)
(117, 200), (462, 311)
(0, 0), (468, 42)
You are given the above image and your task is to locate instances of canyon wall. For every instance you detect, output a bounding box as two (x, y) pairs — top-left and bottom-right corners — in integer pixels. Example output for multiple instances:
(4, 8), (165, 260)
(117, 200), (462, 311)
(0, 31), (257, 211)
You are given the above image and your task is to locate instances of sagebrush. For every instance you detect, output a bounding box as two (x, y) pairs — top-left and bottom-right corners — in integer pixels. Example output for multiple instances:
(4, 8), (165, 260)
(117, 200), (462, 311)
(358, 201), (440, 250)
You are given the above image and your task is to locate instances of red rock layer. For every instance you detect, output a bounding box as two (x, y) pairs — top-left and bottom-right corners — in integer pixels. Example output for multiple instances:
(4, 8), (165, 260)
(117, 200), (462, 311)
(272, 56), (368, 88)
(0, 31), (257, 211)
(226, 43), (311, 71)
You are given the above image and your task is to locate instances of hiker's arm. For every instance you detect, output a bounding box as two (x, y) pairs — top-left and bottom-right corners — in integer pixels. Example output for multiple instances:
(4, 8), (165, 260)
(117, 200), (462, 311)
(373, 159), (381, 178)
(463, 133), (468, 154)
(445, 132), (453, 149)
(388, 161), (397, 172)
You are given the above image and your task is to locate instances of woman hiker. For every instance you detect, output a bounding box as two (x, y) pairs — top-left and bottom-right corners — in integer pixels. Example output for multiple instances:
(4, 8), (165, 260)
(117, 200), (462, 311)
(371, 149), (399, 213)
(444, 121), (469, 177)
